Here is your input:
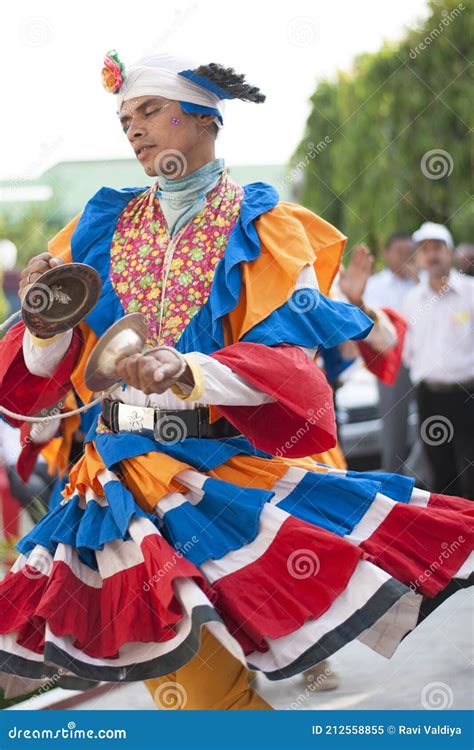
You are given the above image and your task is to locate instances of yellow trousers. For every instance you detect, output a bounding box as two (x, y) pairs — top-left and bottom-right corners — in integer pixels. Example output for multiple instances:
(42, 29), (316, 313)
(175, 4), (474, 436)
(145, 627), (272, 710)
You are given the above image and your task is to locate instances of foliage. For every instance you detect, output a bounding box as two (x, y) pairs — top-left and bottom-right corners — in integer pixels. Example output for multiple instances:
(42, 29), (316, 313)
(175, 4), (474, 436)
(0, 201), (63, 269)
(292, 0), (473, 256)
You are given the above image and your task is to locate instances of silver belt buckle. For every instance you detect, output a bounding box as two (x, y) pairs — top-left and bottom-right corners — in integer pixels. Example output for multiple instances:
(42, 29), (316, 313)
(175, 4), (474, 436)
(117, 403), (155, 434)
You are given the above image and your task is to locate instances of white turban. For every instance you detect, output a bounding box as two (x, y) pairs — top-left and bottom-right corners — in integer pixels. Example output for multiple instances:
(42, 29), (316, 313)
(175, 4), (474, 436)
(116, 54), (225, 126)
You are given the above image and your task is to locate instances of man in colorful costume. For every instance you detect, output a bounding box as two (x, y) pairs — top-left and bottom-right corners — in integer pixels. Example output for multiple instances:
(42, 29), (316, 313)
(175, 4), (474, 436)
(0, 52), (472, 710)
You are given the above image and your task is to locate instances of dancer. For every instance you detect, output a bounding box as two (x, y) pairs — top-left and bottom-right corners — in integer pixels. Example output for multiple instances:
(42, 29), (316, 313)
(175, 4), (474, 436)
(0, 52), (471, 710)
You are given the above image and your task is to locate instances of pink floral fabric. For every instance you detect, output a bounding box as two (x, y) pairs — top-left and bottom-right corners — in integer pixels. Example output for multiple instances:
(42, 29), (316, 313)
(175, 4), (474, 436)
(109, 172), (244, 346)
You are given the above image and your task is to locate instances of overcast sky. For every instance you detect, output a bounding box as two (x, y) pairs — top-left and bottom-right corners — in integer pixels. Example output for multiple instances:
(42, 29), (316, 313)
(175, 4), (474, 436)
(1, 0), (429, 180)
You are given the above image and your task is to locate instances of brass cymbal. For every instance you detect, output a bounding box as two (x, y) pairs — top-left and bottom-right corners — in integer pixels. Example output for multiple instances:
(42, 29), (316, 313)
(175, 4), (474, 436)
(85, 313), (150, 392)
(22, 262), (102, 337)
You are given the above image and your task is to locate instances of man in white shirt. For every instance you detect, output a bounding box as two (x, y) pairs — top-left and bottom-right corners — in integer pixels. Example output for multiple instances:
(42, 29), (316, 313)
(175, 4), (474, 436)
(364, 233), (418, 473)
(455, 243), (474, 277)
(403, 222), (474, 499)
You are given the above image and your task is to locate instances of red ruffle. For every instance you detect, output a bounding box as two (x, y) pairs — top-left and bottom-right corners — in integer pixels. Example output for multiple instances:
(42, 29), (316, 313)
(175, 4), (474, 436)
(428, 492), (474, 514)
(211, 342), (337, 457)
(0, 321), (83, 430)
(210, 515), (362, 655)
(0, 565), (48, 653)
(357, 307), (406, 385)
(0, 535), (211, 659)
(359, 503), (473, 596)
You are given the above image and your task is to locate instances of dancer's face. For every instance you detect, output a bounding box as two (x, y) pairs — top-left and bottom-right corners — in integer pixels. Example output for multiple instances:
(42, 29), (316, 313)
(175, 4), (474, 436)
(119, 95), (216, 178)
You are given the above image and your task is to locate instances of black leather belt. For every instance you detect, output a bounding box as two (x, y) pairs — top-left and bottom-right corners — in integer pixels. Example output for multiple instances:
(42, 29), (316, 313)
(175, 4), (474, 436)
(102, 398), (241, 442)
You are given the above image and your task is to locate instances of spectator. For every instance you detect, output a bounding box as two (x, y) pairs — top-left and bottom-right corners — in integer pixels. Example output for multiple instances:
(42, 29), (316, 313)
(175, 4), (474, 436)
(455, 243), (474, 277)
(364, 232), (418, 472)
(403, 222), (474, 499)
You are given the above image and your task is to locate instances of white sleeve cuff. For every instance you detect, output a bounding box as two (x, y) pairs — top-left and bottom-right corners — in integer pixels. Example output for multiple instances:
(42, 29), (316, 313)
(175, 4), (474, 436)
(179, 352), (274, 406)
(363, 308), (398, 352)
(23, 329), (73, 377)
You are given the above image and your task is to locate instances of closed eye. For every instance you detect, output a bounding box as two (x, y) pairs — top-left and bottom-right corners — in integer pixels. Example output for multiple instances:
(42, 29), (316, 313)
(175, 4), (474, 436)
(119, 101), (169, 132)
(145, 105), (167, 118)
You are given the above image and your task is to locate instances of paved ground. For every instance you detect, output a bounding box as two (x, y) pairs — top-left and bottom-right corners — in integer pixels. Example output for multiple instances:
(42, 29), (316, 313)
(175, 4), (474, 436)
(76, 588), (473, 711)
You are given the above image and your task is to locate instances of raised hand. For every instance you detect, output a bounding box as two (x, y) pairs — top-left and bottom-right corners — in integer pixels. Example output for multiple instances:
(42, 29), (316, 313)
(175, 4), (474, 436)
(339, 244), (375, 307)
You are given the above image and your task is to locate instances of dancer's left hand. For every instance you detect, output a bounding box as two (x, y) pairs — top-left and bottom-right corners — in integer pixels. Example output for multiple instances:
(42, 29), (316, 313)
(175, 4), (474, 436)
(115, 349), (194, 395)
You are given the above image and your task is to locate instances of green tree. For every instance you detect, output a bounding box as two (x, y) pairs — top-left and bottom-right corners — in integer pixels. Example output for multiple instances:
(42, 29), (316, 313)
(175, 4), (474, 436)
(292, 0), (473, 258)
(0, 201), (63, 268)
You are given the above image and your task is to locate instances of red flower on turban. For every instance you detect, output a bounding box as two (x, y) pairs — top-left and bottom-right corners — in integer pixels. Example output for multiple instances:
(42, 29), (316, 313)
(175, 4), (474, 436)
(101, 50), (125, 94)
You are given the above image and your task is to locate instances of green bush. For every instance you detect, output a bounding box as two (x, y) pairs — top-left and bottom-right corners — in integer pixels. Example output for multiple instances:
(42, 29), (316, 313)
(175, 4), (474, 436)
(292, 0), (473, 256)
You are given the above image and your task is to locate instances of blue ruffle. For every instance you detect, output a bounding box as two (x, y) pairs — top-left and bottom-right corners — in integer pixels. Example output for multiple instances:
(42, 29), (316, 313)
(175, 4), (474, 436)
(241, 290), (373, 350)
(175, 303), (223, 355)
(276, 472), (380, 536)
(346, 470), (415, 504)
(48, 475), (68, 511)
(161, 477), (273, 567)
(92, 427), (271, 472)
(16, 470), (273, 572)
(319, 345), (356, 386)
(176, 182), (279, 352)
(17, 480), (158, 570)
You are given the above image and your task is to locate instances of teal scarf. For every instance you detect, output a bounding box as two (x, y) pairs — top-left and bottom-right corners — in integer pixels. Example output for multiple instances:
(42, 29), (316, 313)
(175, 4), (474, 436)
(156, 157), (225, 237)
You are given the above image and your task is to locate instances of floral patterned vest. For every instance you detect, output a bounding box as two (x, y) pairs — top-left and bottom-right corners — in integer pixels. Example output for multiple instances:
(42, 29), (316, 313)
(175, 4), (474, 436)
(109, 171), (244, 346)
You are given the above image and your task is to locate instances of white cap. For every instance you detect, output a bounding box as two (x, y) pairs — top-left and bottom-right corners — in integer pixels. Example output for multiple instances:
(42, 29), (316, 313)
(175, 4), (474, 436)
(412, 222), (453, 248)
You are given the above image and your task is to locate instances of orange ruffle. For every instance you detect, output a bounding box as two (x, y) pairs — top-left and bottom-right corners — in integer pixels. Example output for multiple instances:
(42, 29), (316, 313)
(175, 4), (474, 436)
(120, 452), (192, 513)
(63, 442), (107, 498)
(209, 454), (289, 490)
(226, 203), (346, 344)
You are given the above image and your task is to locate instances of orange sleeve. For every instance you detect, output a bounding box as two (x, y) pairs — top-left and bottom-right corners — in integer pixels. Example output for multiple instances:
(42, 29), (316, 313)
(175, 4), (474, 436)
(225, 202), (346, 344)
(48, 214), (82, 262)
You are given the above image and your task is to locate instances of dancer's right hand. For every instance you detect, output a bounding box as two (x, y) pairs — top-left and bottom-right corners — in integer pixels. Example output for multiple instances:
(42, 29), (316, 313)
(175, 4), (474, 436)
(19, 252), (65, 301)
